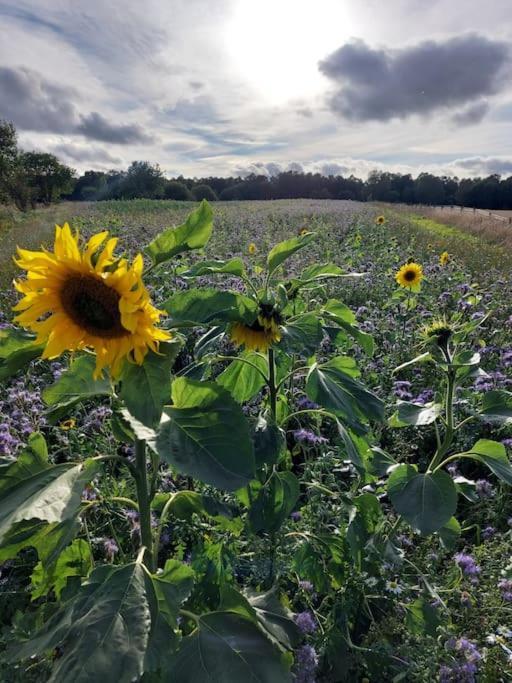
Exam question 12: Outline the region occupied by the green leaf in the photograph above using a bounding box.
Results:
[306,356,384,430]
[156,378,255,490]
[0,517,79,566]
[389,401,443,428]
[0,328,44,380]
[181,258,245,278]
[167,612,292,682]
[217,352,267,403]
[367,447,397,477]
[120,340,181,428]
[43,355,112,423]
[280,313,323,356]
[248,470,299,533]
[253,414,285,467]
[153,559,195,627]
[146,199,213,265]
[267,233,315,277]
[438,516,461,550]
[247,588,301,650]
[31,538,92,600]
[164,288,258,327]
[347,493,382,565]
[336,421,369,472]
[479,390,512,424]
[0,434,98,543]
[387,465,457,535]
[14,562,165,683]
[405,598,442,637]
[300,263,345,280]
[461,439,512,485]
[393,352,432,374]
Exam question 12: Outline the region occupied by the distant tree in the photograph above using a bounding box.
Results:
[164,181,193,200]
[191,184,217,201]
[219,184,245,201]
[21,152,75,205]
[0,120,19,204]
[119,161,166,199]
[414,173,446,205]
[69,170,107,200]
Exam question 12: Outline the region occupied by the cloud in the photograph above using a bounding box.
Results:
[51,143,123,166]
[451,100,490,126]
[0,65,77,132]
[77,112,153,145]
[452,156,512,175]
[319,34,510,122]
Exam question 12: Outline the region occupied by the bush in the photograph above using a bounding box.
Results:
[191,184,217,201]
[164,181,193,200]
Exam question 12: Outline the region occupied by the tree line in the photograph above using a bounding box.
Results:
[2,120,512,210]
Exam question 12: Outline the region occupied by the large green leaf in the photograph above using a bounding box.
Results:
[166,612,292,682]
[479,390,512,424]
[267,233,315,277]
[120,340,181,428]
[388,401,443,428]
[0,434,98,543]
[14,562,166,683]
[438,516,461,550]
[253,414,285,467]
[43,355,112,422]
[405,598,442,637]
[217,352,267,403]
[0,328,44,380]
[156,378,255,490]
[387,465,457,535]
[181,258,245,278]
[164,288,258,327]
[306,356,384,429]
[248,470,299,533]
[31,538,93,600]
[146,200,213,265]
[0,517,80,567]
[280,313,324,355]
[346,493,382,565]
[153,559,195,627]
[461,439,512,485]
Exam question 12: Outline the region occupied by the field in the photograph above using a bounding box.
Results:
[1,199,512,683]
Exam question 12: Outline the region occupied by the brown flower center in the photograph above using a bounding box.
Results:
[404,269,417,282]
[60,275,128,338]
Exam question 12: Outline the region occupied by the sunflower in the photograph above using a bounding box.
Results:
[248,242,257,255]
[439,251,450,266]
[298,227,309,236]
[229,304,282,352]
[395,261,423,288]
[13,223,170,378]
[375,215,385,225]
[59,418,76,431]
[422,318,453,349]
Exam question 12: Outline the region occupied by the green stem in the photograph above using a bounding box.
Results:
[428,364,456,471]
[276,365,310,391]
[268,348,277,420]
[134,439,155,571]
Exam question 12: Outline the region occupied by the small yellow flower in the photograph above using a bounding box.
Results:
[375,215,385,225]
[299,228,309,236]
[248,242,257,255]
[229,305,282,352]
[395,261,423,288]
[439,251,450,266]
[59,418,76,431]
[13,223,171,379]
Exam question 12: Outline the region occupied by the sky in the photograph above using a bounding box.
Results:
[1,0,512,179]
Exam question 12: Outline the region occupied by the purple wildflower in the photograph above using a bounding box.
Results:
[291,511,302,522]
[294,611,317,635]
[475,479,494,499]
[454,553,481,578]
[298,580,314,592]
[103,538,119,562]
[482,526,495,540]
[293,644,319,683]
[293,429,328,446]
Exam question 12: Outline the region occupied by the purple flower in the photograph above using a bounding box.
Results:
[293,429,328,446]
[291,511,302,522]
[482,526,495,540]
[293,644,319,683]
[454,553,481,578]
[294,611,317,634]
[502,438,512,450]
[298,580,314,592]
[498,579,512,602]
[103,538,119,562]
[475,479,494,499]
[296,397,319,411]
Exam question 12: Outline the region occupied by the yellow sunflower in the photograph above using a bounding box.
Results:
[229,306,282,352]
[375,215,386,225]
[248,242,257,255]
[59,418,76,431]
[13,223,170,378]
[439,251,450,266]
[298,228,309,236]
[395,261,423,288]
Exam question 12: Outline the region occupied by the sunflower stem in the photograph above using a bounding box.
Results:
[268,348,277,420]
[134,439,155,571]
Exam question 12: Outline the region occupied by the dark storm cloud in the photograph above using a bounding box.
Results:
[77,112,153,145]
[0,66,152,144]
[451,100,490,126]
[0,66,77,132]
[454,156,512,175]
[52,143,122,165]
[319,34,510,122]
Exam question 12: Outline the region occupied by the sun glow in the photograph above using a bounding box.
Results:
[224,0,352,105]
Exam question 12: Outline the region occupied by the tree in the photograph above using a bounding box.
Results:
[191,184,217,201]
[0,120,19,204]
[164,181,193,200]
[414,173,446,205]
[21,152,75,204]
[119,161,165,199]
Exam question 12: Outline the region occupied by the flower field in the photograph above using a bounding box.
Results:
[0,198,511,682]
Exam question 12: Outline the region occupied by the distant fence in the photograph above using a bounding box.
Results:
[405,204,512,224]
